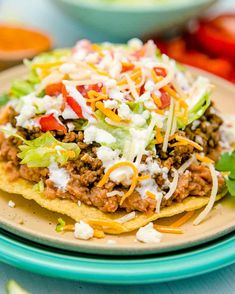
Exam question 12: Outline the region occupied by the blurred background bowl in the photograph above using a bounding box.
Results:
[52,0,217,39]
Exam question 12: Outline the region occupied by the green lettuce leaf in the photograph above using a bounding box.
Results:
[31,48,70,65]
[0,93,10,106]
[187,92,210,124]
[18,132,80,167]
[1,128,80,168]
[95,110,131,152]
[177,92,210,129]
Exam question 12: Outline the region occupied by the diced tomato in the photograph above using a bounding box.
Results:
[89,83,103,93]
[154,67,167,78]
[39,113,66,133]
[66,96,84,118]
[121,63,135,73]
[45,82,63,96]
[139,84,145,96]
[159,90,170,109]
[76,83,103,98]
[76,85,87,97]
[196,15,235,58]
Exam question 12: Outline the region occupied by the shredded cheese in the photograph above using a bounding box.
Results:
[152,93,162,108]
[86,90,108,102]
[146,191,156,200]
[177,155,195,175]
[97,161,139,205]
[193,163,218,225]
[32,61,63,69]
[175,135,203,151]
[106,190,124,197]
[154,225,183,234]
[164,168,179,200]
[162,98,175,152]
[155,127,163,144]
[115,211,136,223]
[95,101,122,122]
[196,154,214,164]
[171,211,195,228]
[125,74,139,100]
[151,63,175,90]
[138,174,151,181]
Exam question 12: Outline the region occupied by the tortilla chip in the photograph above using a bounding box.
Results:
[0,161,226,234]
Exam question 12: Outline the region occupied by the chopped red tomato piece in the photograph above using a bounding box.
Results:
[66,96,84,118]
[76,83,103,98]
[159,90,170,109]
[121,63,135,73]
[76,85,87,97]
[154,67,167,77]
[45,82,63,96]
[39,114,66,133]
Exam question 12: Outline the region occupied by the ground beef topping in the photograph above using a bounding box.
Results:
[0,104,226,213]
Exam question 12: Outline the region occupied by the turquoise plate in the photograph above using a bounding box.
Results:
[0,229,234,285]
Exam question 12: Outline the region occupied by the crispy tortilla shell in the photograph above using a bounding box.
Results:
[0,161,226,234]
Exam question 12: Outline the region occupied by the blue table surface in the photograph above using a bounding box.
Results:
[0,0,235,293]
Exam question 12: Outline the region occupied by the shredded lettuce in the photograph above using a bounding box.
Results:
[94,110,154,156]
[73,119,88,131]
[1,129,80,168]
[95,110,131,152]
[187,92,210,124]
[7,68,40,100]
[0,93,11,106]
[56,218,66,232]
[127,101,145,114]
[177,92,210,129]
[6,49,70,100]
[33,179,45,193]
[18,132,80,167]
[31,49,70,65]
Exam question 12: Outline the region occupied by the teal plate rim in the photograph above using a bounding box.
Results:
[0,229,234,285]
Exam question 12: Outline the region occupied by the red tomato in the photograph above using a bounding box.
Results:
[76,85,87,97]
[76,83,103,98]
[159,90,170,109]
[121,63,135,73]
[45,82,63,96]
[39,114,66,133]
[66,96,84,118]
[154,67,167,77]
[196,15,235,58]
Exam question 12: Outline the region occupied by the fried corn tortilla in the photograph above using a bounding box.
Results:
[0,161,226,234]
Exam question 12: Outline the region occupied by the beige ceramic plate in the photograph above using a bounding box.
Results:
[0,65,235,256]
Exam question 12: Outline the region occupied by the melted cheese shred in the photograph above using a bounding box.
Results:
[162,98,175,152]
[95,101,122,122]
[177,155,195,175]
[193,163,218,225]
[196,154,214,164]
[164,168,179,200]
[174,135,203,151]
[86,90,108,103]
[115,211,136,224]
[97,162,139,205]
